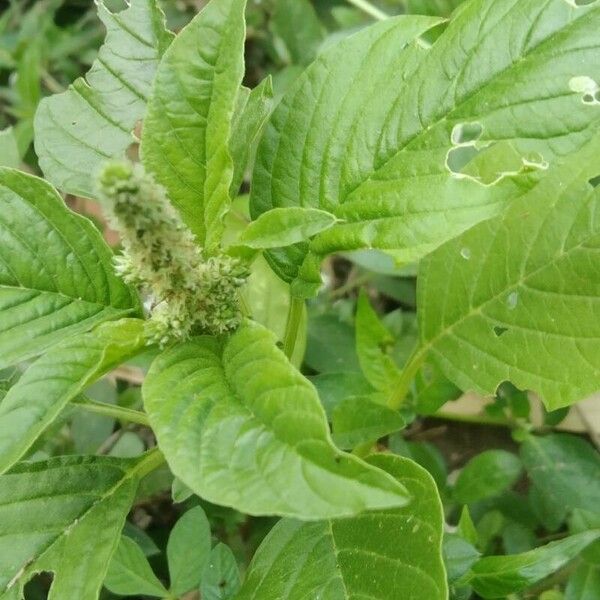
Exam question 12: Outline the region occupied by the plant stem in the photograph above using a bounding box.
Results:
[74,397,150,427]
[346,0,389,20]
[134,446,166,479]
[283,296,304,360]
[388,345,427,410]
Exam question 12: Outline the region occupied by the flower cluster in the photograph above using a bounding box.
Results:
[97,162,248,346]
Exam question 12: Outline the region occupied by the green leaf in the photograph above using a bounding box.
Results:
[462,531,600,598]
[521,433,600,518]
[355,290,401,391]
[332,395,405,450]
[104,536,168,598]
[310,371,374,418]
[271,0,324,65]
[230,78,274,196]
[252,1,600,294]
[237,455,448,600]
[171,477,194,503]
[418,135,600,409]
[167,506,211,596]
[565,563,600,600]
[0,319,146,474]
[443,533,480,583]
[453,450,522,505]
[458,506,479,547]
[0,451,162,599]
[200,543,241,600]
[406,0,466,16]
[34,0,173,198]
[0,168,141,369]
[0,128,20,169]
[240,207,338,249]
[143,319,409,519]
[141,0,247,249]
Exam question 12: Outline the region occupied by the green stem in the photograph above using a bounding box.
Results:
[388,345,427,410]
[346,0,389,20]
[74,397,150,427]
[283,296,304,360]
[134,446,166,479]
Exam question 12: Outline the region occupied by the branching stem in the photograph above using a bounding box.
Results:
[74,397,150,427]
[283,296,304,360]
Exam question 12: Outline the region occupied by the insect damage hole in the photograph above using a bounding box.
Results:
[493,326,509,338]
[569,76,600,105]
[589,175,600,188]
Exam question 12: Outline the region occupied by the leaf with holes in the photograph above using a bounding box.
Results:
[418,135,600,409]
[0,319,146,475]
[0,168,140,369]
[236,455,448,600]
[141,0,247,250]
[142,320,409,519]
[251,0,600,295]
[0,451,162,600]
[34,0,173,198]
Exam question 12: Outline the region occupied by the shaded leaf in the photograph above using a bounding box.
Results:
[0,128,20,168]
[167,506,211,596]
[453,450,522,504]
[332,395,405,450]
[463,531,600,598]
[521,433,600,518]
[200,543,240,600]
[355,290,401,391]
[104,536,168,598]
[566,563,600,600]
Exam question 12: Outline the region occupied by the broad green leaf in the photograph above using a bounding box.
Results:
[453,450,522,504]
[34,0,172,198]
[521,434,600,518]
[141,0,247,249]
[413,362,461,415]
[237,455,448,600]
[251,1,600,295]
[462,531,600,599]
[143,319,409,519]
[240,207,337,249]
[200,543,241,600]
[0,319,145,474]
[418,136,600,409]
[230,78,274,196]
[104,536,168,598]
[566,563,600,600]
[355,290,401,391]
[167,506,211,596]
[332,396,405,450]
[0,451,162,600]
[0,128,20,169]
[271,0,325,65]
[0,168,141,369]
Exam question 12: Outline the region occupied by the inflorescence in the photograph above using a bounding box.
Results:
[97,161,248,346]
